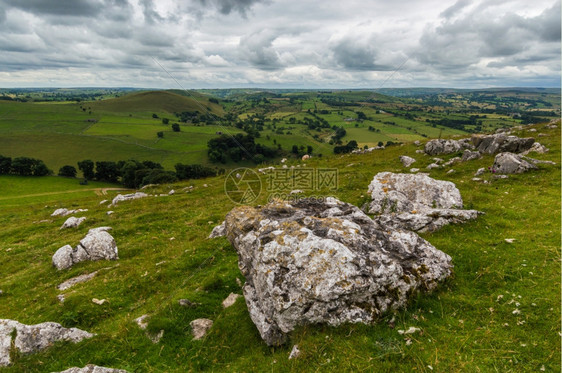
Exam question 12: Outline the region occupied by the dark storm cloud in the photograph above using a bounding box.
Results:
[1,0,103,17]
[331,37,377,71]
[195,0,265,16]
[238,30,283,69]
[439,0,472,19]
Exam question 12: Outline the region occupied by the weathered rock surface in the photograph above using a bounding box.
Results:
[424,138,473,155]
[208,221,226,238]
[0,319,93,367]
[57,271,98,291]
[399,156,416,168]
[60,217,87,229]
[520,142,549,155]
[492,153,538,174]
[367,172,482,232]
[461,150,481,162]
[190,319,213,340]
[53,228,118,270]
[55,365,128,373]
[110,192,148,206]
[223,197,453,346]
[222,293,241,308]
[51,208,88,217]
[472,134,534,155]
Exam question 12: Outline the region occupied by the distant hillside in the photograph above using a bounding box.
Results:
[90,90,224,116]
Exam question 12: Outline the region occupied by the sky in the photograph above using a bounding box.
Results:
[0,0,560,89]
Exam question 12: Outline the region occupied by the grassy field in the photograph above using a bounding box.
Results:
[0,121,559,372]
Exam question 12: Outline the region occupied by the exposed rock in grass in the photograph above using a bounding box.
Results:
[446,169,455,174]
[472,134,534,155]
[492,153,538,174]
[52,228,118,270]
[520,142,549,155]
[443,157,461,167]
[110,192,148,206]
[223,197,452,346]
[0,319,94,367]
[92,298,107,305]
[222,293,241,308]
[57,271,98,291]
[367,172,482,232]
[424,138,473,155]
[461,150,481,162]
[51,208,88,217]
[178,299,199,307]
[426,163,441,170]
[60,216,87,229]
[208,221,226,238]
[410,168,419,173]
[148,330,164,344]
[190,319,213,340]
[399,156,416,168]
[55,365,129,373]
[288,344,301,359]
[168,189,175,195]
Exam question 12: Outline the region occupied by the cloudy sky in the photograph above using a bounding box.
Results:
[0,0,559,88]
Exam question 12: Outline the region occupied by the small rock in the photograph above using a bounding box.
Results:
[461,150,482,162]
[107,211,114,215]
[148,330,164,344]
[415,149,424,154]
[426,163,441,170]
[446,169,455,174]
[222,293,241,308]
[178,299,198,307]
[302,154,310,161]
[527,128,537,132]
[290,189,304,195]
[60,217,87,230]
[236,278,243,287]
[57,271,98,291]
[190,319,213,340]
[474,168,486,176]
[110,192,148,206]
[135,315,149,330]
[203,184,208,187]
[399,156,416,168]
[410,168,419,173]
[57,294,66,303]
[472,177,482,181]
[99,200,108,205]
[54,364,129,373]
[168,189,175,195]
[505,238,516,244]
[288,344,301,359]
[92,298,107,305]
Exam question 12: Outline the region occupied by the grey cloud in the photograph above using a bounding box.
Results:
[1,0,103,16]
[195,0,265,16]
[331,37,378,71]
[439,0,472,19]
[238,30,283,69]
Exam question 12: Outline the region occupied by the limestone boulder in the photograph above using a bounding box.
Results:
[223,197,452,346]
[60,217,86,229]
[472,134,534,155]
[424,138,473,155]
[52,228,118,270]
[367,172,482,232]
[492,152,538,174]
[399,156,416,168]
[55,365,128,373]
[0,319,93,367]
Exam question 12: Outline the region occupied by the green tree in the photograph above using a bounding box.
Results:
[162,118,169,125]
[172,123,180,132]
[0,155,11,174]
[78,160,95,180]
[157,131,164,138]
[58,165,77,178]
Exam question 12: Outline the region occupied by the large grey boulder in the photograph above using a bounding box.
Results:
[223,197,452,346]
[461,150,481,162]
[367,172,482,232]
[424,138,473,155]
[520,142,549,155]
[472,134,534,155]
[55,365,128,373]
[492,152,538,174]
[52,228,118,270]
[0,319,93,367]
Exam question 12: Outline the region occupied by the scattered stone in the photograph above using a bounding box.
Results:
[461,150,482,162]
[54,364,129,373]
[302,154,310,161]
[258,166,275,174]
[208,221,226,238]
[424,138,473,155]
[52,228,118,270]
[544,124,558,129]
[57,271,98,291]
[281,158,287,163]
[148,330,164,344]
[203,184,208,187]
[351,146,384,154]
[107,211,114,215]
[432,157,444,164]
[527,128,537,132]
[474,168,486,176]
[0,319,94,367]
[57,294,67,303]
[472,178,482,181]
[60,216,87,230]
[505,238,516,244]
[398,326,421,335]
[414,140,421,146]
[410,168,419,173]
[472,133,534,155]
[290,189,304,195]
[399,156,416,168]
[493,175,509,179]
[155,261,166,266]
[0,290,3,296]
[168,189,175,195]
[426,163,441,170]
[222,293,241,308]
[415,149,425,154]
[520,142,549,155]
[288,344,301,359]
[236,277,243,287]
[368,172,482,232]
[190,319,213,340]
[51,208,88,217]
[140,184,157,190]
[110,192,148,206]
[446,169,455,174]
[99,200,108,205]
[33,219,52,224]
[135,315,149,330]
[443,157,461,167]
[178,299,199,307]
[92,298,107,305]
[223,197,452,345]
[492,153,537,174]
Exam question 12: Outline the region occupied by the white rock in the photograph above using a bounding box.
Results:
[60,216,86,229]
[135,315,149,330]
[168,189,175,195]
[399,156,416,168]
[110,192,148,206]
[92,298,107,305]
[222,293,241,308]
[57,271,98,291]
[54,364,128,373]
[208,221,226,238]
[505,238,516,244]
[190,319,213,340]
[288,344,301,359]
[99,200,108,205]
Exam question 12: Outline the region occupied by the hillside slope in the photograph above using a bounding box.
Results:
[0,122,559,372]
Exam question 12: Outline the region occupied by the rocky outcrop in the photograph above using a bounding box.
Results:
[0,319,93,367]
[51,208,88,217]
[424,138,473,155]
[399,156,416,168]
[492,153,538,174]
[520,142,549,155]
[472,134,534,155]
[461,150,481,162]
[367,172,482,232]
[55,365,128,373]
[110,192,148,206]
[60,216,87,229]
[53,228,118,270]
[223,197,452,346]
[208,221,226,238]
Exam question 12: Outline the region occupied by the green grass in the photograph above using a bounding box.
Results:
[0,122,559,372]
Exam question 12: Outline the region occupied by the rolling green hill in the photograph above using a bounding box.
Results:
[0,121,559,372]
